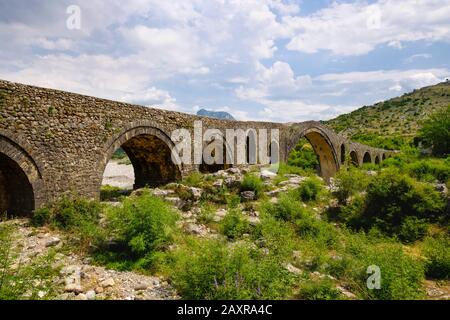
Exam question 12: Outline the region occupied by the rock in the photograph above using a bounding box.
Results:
[434,183,448,196]
[213,209,227,222]
[188,187,203,201]
[94,286,104,294]
[164,197,185,209]
[247,216,261,226]
[45,237,61,247]
[284,263,302,274]
[185,223,205,235]
[366,170,378,176]
[86,290,96,300]
[336,286,357,299]
[240,191,256,201]
[152,188,174,197]
[101,278,115,288]
[213,179,224,188]
[224,176,242,189]
[130,188,148,197]
[427,288,445,297]
[260,170,277,181]
[266,187,287,197]
[62,265,82,293]
[38,291,46,298]
[279,176,305,186]
[75,293,88,300]
[134,283,148,291]
[227,167,241,175]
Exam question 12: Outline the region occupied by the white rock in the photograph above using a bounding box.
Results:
[86,290,96,300]
[45,237,61,247]
[101,278,115,288]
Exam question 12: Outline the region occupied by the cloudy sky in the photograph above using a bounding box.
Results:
[1,0,449,122]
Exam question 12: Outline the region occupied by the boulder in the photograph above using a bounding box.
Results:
[240,191,256,201]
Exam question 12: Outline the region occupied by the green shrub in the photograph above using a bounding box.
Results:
[398,217,429,243]
[421,235,450,279]
[182,172,204,187]
[197,203,216,225]
[295,215,339,249]
[287,138,319,171]
[100,185,127,201]
[167,237,294,299]
[31,207,51,227]
[298,177,322,202]
[406,159,450,182]
[361,169,445,237]
[334,236,425,300]
[419,105,450,156]
[240,174,264,199]
[261,192,303,222]
[103,193,179,266]
[219,210,250,239]
[298,279,342,300]
[333,167,370,204]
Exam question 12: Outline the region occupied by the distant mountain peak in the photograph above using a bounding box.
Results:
[197,108,235,120]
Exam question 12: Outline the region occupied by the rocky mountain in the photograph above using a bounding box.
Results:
[325,81,450,142]
[196,108,235,120]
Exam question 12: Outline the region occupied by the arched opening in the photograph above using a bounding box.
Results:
[374,156,380,165]
[350,151,358,166]
[199,138,232,173]
[102,132,182,192]
[0,152,34,216]
[363,152,371,164]
[382,154,386,161]
[245,129,257,165]
[289,130,338,181]
[340,144,346,164]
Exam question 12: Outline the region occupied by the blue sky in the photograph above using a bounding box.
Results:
[0,0,449,122]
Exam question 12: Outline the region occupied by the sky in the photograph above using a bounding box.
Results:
[0,0,449,123]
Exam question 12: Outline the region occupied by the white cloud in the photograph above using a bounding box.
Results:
[121,87,180,111]
[285,0,450,56]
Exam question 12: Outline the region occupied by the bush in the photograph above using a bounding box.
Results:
[220,210,250,239]
[287,138,319,171]
[361,169,445,238]
[100,185,127,201]
[298,279,342,300]
[167,238,295,299]
[334,236,425,300]
[298,178,322,202]
[103,193,179,267]
[295,215,339,249]
[406,159,450,183]
[182,172,204,187]
[421,235,450,279]
[240,174,264,199]
[419,105,450,156]
[398,217,429,243]
[333,167,370,204]
[261,192,303,222]
[31,197,104,250]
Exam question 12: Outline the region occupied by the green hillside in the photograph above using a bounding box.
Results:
[325,81,450,149]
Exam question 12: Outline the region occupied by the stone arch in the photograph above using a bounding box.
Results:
[288,127,339,181]
[199,131,233,173]
[100,125,182,190]
[246,128,258,165]
[0,132,45,216]
[340,144,346,164]
[382,153,386,161]
[374,155,380,165]
[349,150,359,166]
[363,152,371,164]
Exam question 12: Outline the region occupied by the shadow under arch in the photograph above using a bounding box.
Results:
[288,127,339,181]
[349,150,359,166]
[340,144,346,164]
[99,125,182,190]
[0,132,45,216]
[374,155,380,165]
[363,152,372,164]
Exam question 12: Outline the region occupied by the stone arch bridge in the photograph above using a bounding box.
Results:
[0,80,393,215]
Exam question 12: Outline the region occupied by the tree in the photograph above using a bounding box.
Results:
[419,105,450,156]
